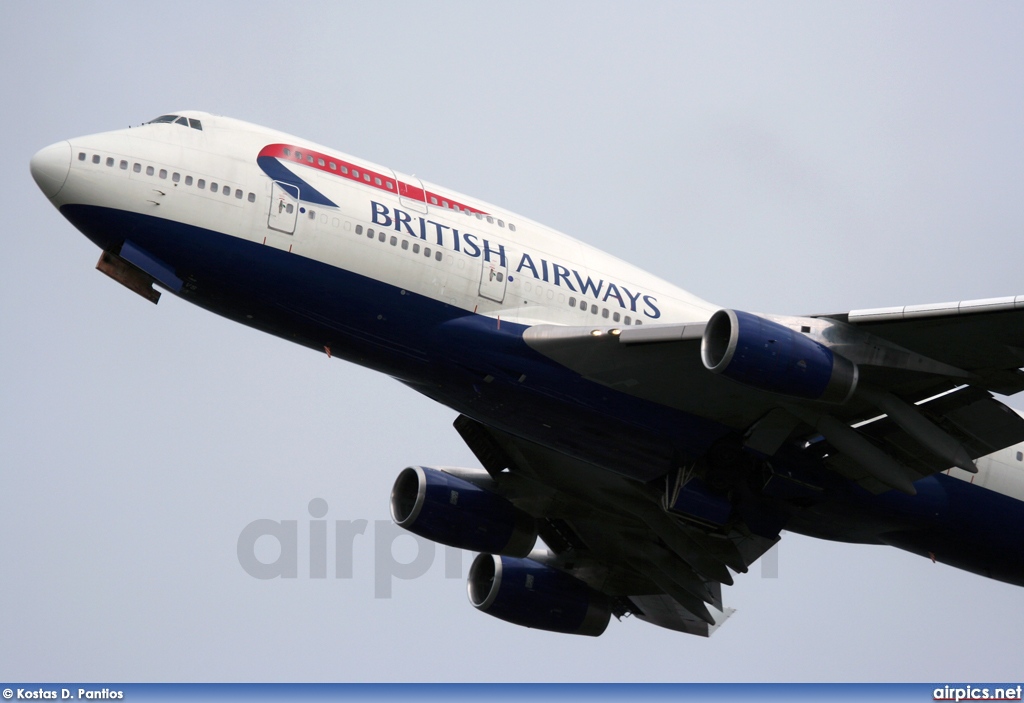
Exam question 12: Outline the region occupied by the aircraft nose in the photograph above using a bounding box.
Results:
[30,140,72,198]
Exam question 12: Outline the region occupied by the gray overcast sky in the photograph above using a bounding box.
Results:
[3,1,1024,682]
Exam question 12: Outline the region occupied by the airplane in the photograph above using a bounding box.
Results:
[30,111,1024,637]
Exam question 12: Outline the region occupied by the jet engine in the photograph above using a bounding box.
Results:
[701,309,858,403]
[390,466,537,557]
[467,553,611,636]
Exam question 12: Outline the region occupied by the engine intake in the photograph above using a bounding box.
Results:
[390,466,537,557]
[701,309,857,403]
[467,554,610,637]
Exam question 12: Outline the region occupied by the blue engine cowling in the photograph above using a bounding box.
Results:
[701,309,858,403]
[390,466,537,557]
[467,554,611,637]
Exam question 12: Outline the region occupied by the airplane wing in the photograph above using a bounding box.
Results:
[439,297,1024,635]
[817,296,1024,396]
[454,415,768,633]
[522,295,1024,495]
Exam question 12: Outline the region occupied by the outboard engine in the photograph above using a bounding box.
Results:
[467,553,610,636]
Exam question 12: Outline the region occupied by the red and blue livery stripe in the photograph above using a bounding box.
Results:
[256,144,487,215]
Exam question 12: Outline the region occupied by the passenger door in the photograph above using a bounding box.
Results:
[267,181,299,234]
[478,259,508,303]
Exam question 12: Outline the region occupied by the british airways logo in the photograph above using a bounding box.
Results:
[371,201,661,319]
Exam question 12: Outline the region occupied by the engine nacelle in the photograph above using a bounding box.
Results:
[390,466,537,557]
[701,309,858,403]
[467,554,611,637]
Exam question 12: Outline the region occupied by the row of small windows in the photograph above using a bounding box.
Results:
[281,147,516,231]
[354,224,445,261]
[78,151,257,203]
[432,198,517,232]
[568,296,642,325]
[284,149,401,193]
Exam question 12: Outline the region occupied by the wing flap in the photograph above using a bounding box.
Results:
[628,594,733,637]
[854,387,1024,481]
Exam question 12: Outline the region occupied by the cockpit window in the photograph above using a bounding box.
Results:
[146,114,203,131]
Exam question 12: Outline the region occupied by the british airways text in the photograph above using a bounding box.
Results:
[370,202,661,318]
